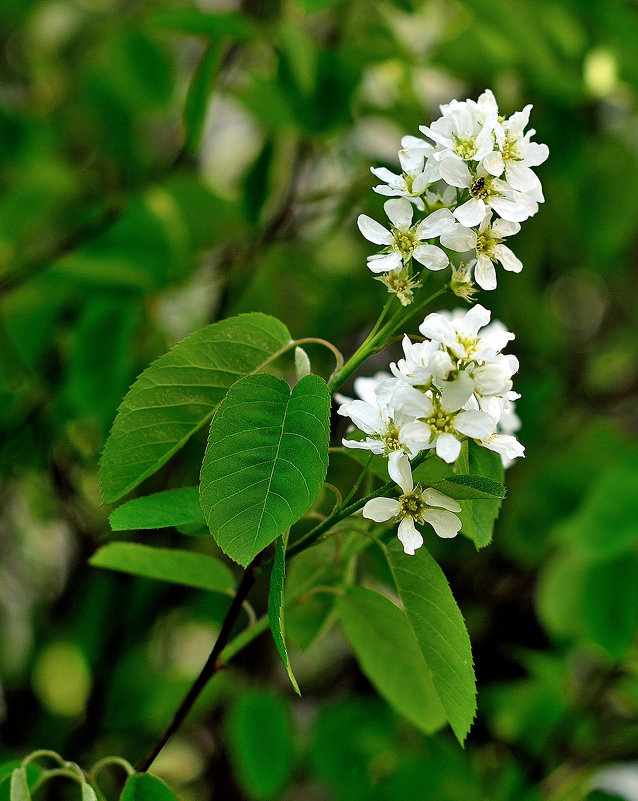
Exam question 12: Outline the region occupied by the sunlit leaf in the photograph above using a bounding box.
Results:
[89,543,234,592]
[200,374,330,566]
[109,488,204,531]
[9,770,30,801]
[120,773,180,801]
[99,313,291,503]
[456,443,505,549]
[385,540,476,744]
[433,474,506,501]
[268,531,300,694]
[337,587,447,734]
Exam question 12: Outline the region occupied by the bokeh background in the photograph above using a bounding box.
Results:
[2,0,638,799]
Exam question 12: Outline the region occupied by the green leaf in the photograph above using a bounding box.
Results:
[268,531,300,694]
[109,488,204,531]
[82,784,98,801]
[285,540,342,650]
[535,549,587,639]
[385,540,476,744]
[9,770,30,801]
[433,474,506,501]
[565,462,638,557]
[0,765,40,801]
[226,692,294,801]
[89,543,234,592]
[200,373,330,566]
[99,313,291,503]
[581,552,638,660]
[120,773,180,801]
[457,443,505,549]
[337,587,446,734]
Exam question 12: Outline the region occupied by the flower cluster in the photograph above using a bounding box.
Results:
[358,90,548,301]
[338,304,524,554]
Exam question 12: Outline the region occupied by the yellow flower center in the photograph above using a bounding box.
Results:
[426,410,455,433]
[392,229,418,257]
[399,490,426,519]
[453,135,477,160]
[501,135,521,163]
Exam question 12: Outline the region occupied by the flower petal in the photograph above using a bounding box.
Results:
[400,420,434,455]
[482,150,505,176]
[454,410,496,438]
[422,488,462,512]
[422,508,462,539]
[366,252,403,273]
[463,303,491,333]
[370,167,405,190]
[388,451,413,493]
[474,255,497,290]
[492,219,520,237]
[522,141,549,167]
[337,399,384,435]
[358,215,392,245]
[397,517,424,555]
[505,162,541,192]
[439,372,475,412]
[341,437,382,452]
[493,244,523,273]
[435,432,462,464]
[413,244,449,271]
[384,197,413,231]
[454,198,485,227]
[488,196,530,222]
[480,433,525,460]
[418,313,450,343]
[440,225,477,252]
[362,497,401,523]
[416,208,456,239]
[439,156,472,188]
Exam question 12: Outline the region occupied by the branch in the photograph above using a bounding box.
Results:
[137,554,262,772]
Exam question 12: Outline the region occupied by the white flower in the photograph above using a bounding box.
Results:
[441,211,522,290]
[480,433,525,462]
[334,371,394,408]
[338,379,420,476]
[362,453,462,554]
[357,198,450,273]
[399,390,496,464]
[485,104,549,193]
[438,162,532,226]
[419,304,514,362]
[371,136,437,207]
[420,97,497,166]
[472,353,519,397]
[389,335,451,387]
[470,393,525,466]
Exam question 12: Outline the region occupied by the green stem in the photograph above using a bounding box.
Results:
[89,756,135,781]
[282,450,432,562]
[340,453,373,508]
[327,287,447,393]
[22,750,67,769]
[367,296,394,339]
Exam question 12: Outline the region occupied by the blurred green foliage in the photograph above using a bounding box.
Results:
[2,0,638,799]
